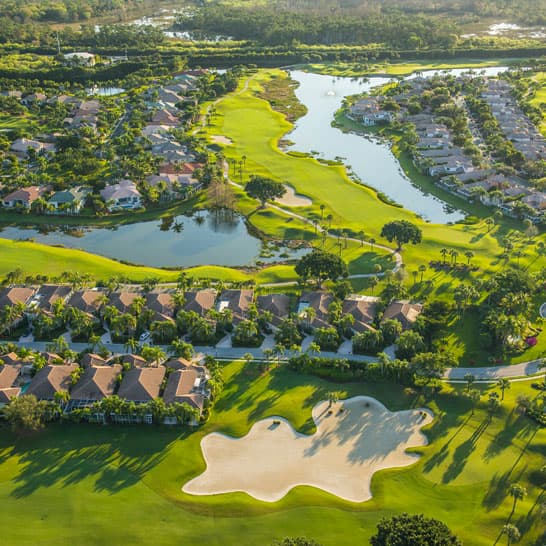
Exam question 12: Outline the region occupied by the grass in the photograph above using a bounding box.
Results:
[0,361,544,545]
[294,58,522,78]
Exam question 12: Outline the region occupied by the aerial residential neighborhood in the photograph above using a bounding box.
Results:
[0,0,545,545]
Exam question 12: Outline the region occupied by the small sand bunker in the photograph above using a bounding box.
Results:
[275,184,312,207]
[183,396,432,502]
[210,135,233,145]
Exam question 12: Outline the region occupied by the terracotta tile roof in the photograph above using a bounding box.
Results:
[2,185,48,203]
[70,364,122,401]
[299,291,334,329]
[117,367,165,402]
[0,364,21,389]
[26,364,78,400]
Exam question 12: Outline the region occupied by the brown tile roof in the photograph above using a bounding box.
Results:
[1,352,21,365]
[81,353,107,368]
[299,291,334,329]
[34,284,72,310]
[146,292,175,321]
[0,364,21,389]
[70,364,122,401]
[0,388,21,404]
[342,295,380,333]
[67,290,105,315]
[163,369,205,410]
[164,357,193,370]
[41,352,64,365]
[381,300,423,330]
[0,287,36,309]
[117,367,165,402]
[184,290,217,316]
[256,294,290,325]
[26,364,78,400]
[217,289,254,323]
[120,354,148,368]
[108,292,141,314]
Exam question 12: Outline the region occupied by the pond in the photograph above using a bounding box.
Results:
[86,86,125,96]
[287,67,508,223]
[0,210,308,268]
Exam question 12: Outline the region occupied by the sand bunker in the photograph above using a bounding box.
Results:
[211,135,233,145]
[275,184,312,207]
[183,396,432,502]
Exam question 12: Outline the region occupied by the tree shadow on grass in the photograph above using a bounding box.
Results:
[483,413,535,461]
[482,454,529,511]
[9,425,181,499]
[441,417,490,484]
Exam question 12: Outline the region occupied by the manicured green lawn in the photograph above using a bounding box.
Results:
[0,361,543,545]
[530,71,546,136]
[295,58,522,77]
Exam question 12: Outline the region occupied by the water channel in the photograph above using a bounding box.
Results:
[287,67,507,223]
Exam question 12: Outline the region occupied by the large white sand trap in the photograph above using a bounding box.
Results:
[275,184,312,207]
[183,396,433,502]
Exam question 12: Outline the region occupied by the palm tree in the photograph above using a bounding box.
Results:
[88,334,101,352]
[508,484,527,515]
[440,248,448,264]
[169,339,194,359]
[502,523,520,545]
[326,213,333,228]
[327,391,339,408]
[141,346,166,367]
[464,250,474,265]
[464,373,475,391]
[357,230,365,246]
[369,237,376,251]
[497,378,510,401]
[124,337,139,354]
[450,249,459,265]
[309,342,321,356]
[319,204,325,219]
[368,275,379,295]
[418,264,426,283]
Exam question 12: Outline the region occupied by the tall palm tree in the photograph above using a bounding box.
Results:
[124,337,139,354]
[440,248,448,264]
[508,483,527,515]
[502,523,520,545]
[418,264,427,283]
[497,378,510,401]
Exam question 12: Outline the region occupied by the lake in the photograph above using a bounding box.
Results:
[287,67,507,223]
[86,86,125,96]
[0,210,308,268]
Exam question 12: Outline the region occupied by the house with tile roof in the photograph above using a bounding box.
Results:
[2,186,49,208]
[298,291,334,329]
[70,364,122,407]
[117,367,166,403]
[381,300,423,330]
[256,294,290,326]
[183,290,217,316]
[26,364,78,400]
[342,295,380,333]
[217,289,254,324]
[100,180,142,211]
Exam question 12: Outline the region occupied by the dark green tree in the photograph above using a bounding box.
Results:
[370,513,461,546]
[295,249,348,286]
[245,175,286,207]
[380,220,422,250]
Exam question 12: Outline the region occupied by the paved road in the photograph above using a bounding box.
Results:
[11,340,544,382]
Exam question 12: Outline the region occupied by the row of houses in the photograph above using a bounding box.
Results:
[481,79,545,161]
[0,284,423,337]
[0,350,211,418]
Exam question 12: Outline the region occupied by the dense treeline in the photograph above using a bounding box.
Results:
[178,7,459,49]
[217,0,546,25]
[0,0,140,23]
